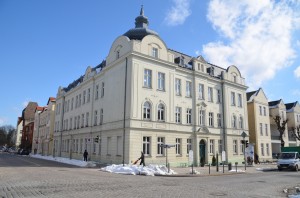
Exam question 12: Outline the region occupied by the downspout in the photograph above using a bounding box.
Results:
[59,95,65,157]
[192,63,198,166]
[123,57,128,166]
[221,72,227,162]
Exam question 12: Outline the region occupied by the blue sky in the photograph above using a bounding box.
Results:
[1,0,300,127]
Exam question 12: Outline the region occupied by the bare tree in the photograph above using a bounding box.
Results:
[291,125,300,141]
[273,115,288,148]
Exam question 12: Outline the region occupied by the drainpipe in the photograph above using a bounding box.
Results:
[59,95,65,157]
[221,73,227,162]
[123,57,128,166]
[192,63,198,166]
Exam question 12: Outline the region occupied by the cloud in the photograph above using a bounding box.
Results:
[0,117,8,126]
[165,0,191,26]
[294,66,300,78]
[202,0,300,89]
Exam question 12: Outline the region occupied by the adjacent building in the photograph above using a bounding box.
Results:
[285,102,300,146]
[53,7,249,166]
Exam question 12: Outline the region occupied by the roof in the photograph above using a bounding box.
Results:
[47,97,56,105]
[246,90,257,101]
[285,102,297,111]
[268,99,281,107]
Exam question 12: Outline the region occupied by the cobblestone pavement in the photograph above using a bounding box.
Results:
[0,155,299,198]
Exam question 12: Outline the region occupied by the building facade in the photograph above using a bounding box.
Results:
[54,8,249,166]
[285,102,300,147]
[247,88,272,162]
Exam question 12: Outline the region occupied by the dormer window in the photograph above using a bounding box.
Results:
[233,75,237,83]
[116,51,120,59]
[152,47,158,58]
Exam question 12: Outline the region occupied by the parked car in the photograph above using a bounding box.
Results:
[277,152,300,171]
[20,149,30,155]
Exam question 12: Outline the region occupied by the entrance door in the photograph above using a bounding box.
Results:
[199,139,206,166]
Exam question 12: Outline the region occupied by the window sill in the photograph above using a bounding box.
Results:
[143,86,152,89]
[157,89,165,92]
[156,155,165,158]
[176,155,182,157]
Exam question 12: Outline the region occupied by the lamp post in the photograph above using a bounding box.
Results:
[241,131,247,170]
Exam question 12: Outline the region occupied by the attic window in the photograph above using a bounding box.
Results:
[152,47,158,58]
[116,51,120,59]
[233,75,237,83]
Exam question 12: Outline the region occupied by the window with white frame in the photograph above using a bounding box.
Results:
[239,116,243,129]
[218,139,222,154]
[152,47,158,58]
[71,98,74,110]
[157,72,165,91]
[101,82,105,98]
[259,106,262,115]
[175,138,181,155]
[117,136,122,156]
[70,118,72,130]
[198,84,204,99]
[186,81,192,97]
[217,89,221,103]
[187,139,192,154]
[94,110,98,126]
[263,107,266,116]
[143,136,151,155]
[261,143,264,156]
[157,104,165,121]
[199,110,205,126]
[208,87,213,102]
[175,107,181,123]
[265,124,268,136]
[266,143,270,156]
[83,90,86,104]
[209,112,214,127]
[157,137,164,155]
[74,117,77,129]
[77,115,80,128]
[86,112,89,127]
[238,94,242,107]
[186,109,192,124]
[209,139,214,154]
[78,94,81,107]
[100,109,103,125]
[233,140,237,154]
[143,102,151,120]
[81,114,84,127]
[231,92,235,106]
[175,78,181,96]
[95,85,99,99]
[75,96,78,108]
[87,88,90,103]
[232,115,237,128]
[217,113,222,127]
[260,123,263,136]
[144,69,152,88]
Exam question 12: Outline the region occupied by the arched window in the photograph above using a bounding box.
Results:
[232,115,237,128]
[239,116,243,129]
[157,104,165,121]
[143,102,151,120]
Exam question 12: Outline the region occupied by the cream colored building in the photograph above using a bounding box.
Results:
[285,102,300,147]
[32,97,56,156]
[54,8,249,166]
[14,118,23,148]
[247,88,272,162]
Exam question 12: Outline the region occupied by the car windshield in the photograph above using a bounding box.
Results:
[279,153,295,159]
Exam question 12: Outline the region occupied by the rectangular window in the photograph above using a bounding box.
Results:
[80,139,83,153]
[186,81,192,97]
[218,140,222,154]
[263,107,266,116]
[144,69,152,88]
[266,143,270,156]
[233,140,237,154]
[78,94,81,107]
[95,85,99,99]
[175,78,181,96]
[186,109,192,124]
[81,114,84,127]
[152,47,158,58]
[101,82,105,98]
[187,139,192,154]
[157,72,165,91]
[231,92,235,106]
[217,113,222,127]
[117,136,122,156]
[70,118,72,130]
[157,137,164,155]
[198,84,204,99]
[175,107,181,123]
[238,94,242,107]
[143,136,151,155]
[83,90,86,104]
[217,89,221,103]
[87,88,90,103]
[86,112,89,127]
[71,98,74,110]
[261,143,264,156]
[259,106,262,115]
[107,137,111,155]
[208,87,213,102]
[209,139,214,154]
[176,138,181,155]
[74,117,77,129]
[100,109,103,125]
[199,110,205,126]
[260,123,263,136]
[209,112,214,127]
[94,110,98,126]
[75,96,78,108]
[265,124,268,136]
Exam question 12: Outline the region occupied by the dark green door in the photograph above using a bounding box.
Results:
[200,139,206,166]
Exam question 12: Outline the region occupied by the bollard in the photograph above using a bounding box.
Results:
[235,162,238,172]
[216,153,219,172]
[228,162,232,171]
[209,163,210,174]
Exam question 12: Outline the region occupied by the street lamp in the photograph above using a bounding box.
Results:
[241,131,247,170]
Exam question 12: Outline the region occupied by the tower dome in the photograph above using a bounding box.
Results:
[123,6,159,40]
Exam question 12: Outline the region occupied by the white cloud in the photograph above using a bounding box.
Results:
[294,66,300,78]
[202,0,300,89]
[165,0,191,26]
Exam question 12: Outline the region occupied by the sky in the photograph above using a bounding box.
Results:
[0,0,300,127]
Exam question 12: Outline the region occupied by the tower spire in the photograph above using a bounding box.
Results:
[140,5,144,16]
